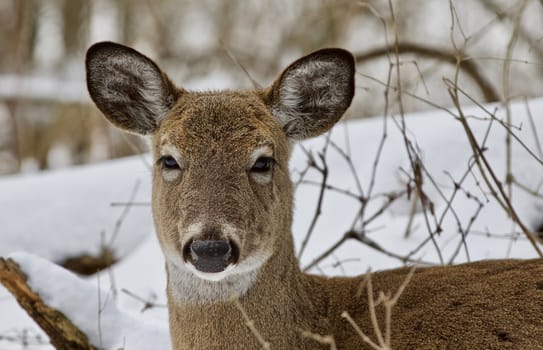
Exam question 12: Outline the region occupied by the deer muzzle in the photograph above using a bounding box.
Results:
[183,239,240,273]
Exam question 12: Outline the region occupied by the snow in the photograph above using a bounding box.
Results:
[0,156,153,263]
[1,97,542,349]
[293,98,543,272]
[10,252,170,350]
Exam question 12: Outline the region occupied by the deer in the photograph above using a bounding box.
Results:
[86,42,543,350]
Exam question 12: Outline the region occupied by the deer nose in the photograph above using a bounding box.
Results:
[183,239,239,273]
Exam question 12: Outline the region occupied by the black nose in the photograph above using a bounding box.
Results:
[183,239,239,273]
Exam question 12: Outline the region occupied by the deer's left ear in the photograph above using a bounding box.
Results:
[264,48,355,140]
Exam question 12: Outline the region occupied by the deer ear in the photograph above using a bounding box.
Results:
[86,42,179,135]
[265,48,355,140]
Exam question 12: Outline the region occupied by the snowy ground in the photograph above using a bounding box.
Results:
[1,97,542,349]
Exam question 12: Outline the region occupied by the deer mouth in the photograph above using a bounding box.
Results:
[182,239,240,274]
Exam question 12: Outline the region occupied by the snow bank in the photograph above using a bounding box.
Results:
[0,156,153,263]
[8,252,170,350]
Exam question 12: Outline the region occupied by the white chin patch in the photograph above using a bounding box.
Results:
[185,262,237,282]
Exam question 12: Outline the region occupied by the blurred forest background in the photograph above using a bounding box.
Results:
[0,0,542,175]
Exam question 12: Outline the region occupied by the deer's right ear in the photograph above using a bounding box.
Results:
[86,42,179,135]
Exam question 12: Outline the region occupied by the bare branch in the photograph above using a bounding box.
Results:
[0,258,97,350]
[354,42,500,102]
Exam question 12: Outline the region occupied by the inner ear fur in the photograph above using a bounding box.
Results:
[86,41,180,135]
[265,48,355,140]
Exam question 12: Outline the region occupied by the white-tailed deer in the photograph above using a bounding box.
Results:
[86,42,543,350]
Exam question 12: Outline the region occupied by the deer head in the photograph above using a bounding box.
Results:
[86,42,355,302]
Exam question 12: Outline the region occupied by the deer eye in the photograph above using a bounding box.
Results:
[251,157,274,172]
[159,155,180,169]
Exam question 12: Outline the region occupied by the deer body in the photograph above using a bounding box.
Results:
[86,42,543,350]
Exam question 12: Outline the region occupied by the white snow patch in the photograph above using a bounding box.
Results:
[9,252,170,350]
[0,155,153,263]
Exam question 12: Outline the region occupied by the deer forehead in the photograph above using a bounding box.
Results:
[154,92,286,163]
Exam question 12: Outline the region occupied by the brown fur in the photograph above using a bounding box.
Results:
[86,42,543,350]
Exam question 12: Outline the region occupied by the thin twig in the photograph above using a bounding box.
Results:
[502,0,528,200]
[523,97,543,159]
[298,146,330,259]
[365,271,385,347]
[121,288,167,312]
[231,297,270,350]
[107,179,142,247]
[341,311,383,350]
[220,40,262,89]
[299,329,337,350]
[303,230,435,272]
[383,267,416,346]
